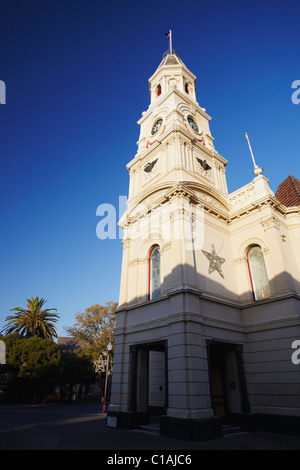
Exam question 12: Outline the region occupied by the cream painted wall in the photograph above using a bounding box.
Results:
[109,52,300,423]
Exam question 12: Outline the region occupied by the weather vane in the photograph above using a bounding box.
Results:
[165,29,173,54]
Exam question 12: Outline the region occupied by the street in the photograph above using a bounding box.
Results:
[0,402,300,451]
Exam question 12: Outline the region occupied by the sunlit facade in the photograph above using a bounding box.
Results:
[108,50,300,440]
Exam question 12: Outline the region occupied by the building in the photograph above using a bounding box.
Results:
[56,336,79,351]
[107,45,300,440]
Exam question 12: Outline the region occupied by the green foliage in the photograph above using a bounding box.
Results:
[0,334,98,403]
[1,334,61,402]
[64,301,117,360]
[1,296,59,339]
[58,350,95,388]
[15,336,60,379]
[0,300,117,403]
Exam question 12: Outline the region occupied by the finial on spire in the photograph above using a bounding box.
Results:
[165,30,173,54]
[245,132,263,176]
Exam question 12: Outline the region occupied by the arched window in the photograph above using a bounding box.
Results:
[149,245,161,300]
[246,245,271,301]
[185,82,189,94]
[156,84,161,97]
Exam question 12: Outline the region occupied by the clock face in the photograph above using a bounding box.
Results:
[187,116,199,133]
[151,118,163,135]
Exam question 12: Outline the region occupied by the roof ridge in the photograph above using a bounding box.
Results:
[291,175,300,195]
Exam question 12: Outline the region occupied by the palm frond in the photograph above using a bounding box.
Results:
[1,296,59,339]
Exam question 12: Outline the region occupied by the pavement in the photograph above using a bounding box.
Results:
[0,402,300,452]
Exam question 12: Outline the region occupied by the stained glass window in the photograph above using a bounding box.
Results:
[247,245,271,301]
[149,246,161,300]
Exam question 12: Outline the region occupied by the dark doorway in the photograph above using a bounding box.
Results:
[130,340,168,425]
[207,341,248,424]
[209,342,230,423]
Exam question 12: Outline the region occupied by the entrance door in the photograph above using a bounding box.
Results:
[207,341,248,423]
[130,340,168,425]
[148,349,166,421]
[211,365,228,422]
[209,343,229,423]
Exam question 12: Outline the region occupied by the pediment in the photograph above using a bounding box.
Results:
[122,181,229,227]
[184,182,230,212]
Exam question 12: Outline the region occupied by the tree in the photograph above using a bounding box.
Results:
[58,350,96,401]
[1,297,59,340]
[64,301,117,360]
[1,334,61,402]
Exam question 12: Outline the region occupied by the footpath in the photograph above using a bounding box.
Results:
[0,403,299,451]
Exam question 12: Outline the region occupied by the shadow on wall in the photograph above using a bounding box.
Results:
[118,258,300,324]
[110,263,300,433]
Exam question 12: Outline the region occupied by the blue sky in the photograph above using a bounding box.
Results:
[0,0,299,336]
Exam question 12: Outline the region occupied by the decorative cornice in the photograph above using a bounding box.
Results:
[260,215,280,231]
[116,286,300,317]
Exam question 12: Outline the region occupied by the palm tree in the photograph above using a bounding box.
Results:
[1,296,59,339]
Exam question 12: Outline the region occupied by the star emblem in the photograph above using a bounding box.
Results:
[94,354,107,373]
[202,244,225,278]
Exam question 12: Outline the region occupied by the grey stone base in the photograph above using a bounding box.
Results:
[107,408,300,440]
[107,411,223,441]
[231,413,300,436]
[107,411,148,430]
[160,415,223,441]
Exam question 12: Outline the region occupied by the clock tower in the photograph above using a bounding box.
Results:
[126,50,228,207]
[107,45,300,440]
[108,49,229,439]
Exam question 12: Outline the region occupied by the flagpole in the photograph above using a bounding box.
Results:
[245,132,263,175]
[169,29,172,54]
[245,132,257,168]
